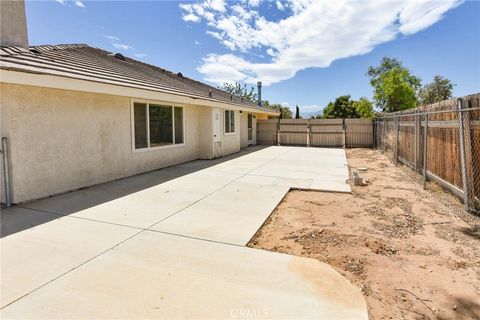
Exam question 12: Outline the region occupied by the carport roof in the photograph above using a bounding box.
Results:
[0,44,278,114]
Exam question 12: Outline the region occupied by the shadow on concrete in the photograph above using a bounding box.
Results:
[1,146,267,238]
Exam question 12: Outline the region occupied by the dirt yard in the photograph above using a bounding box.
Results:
[248,148,480,320]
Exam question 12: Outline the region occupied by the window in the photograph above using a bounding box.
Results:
[224,110,235,134]
[133,101,184,150]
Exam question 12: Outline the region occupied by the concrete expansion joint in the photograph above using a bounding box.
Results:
[2,147,364,318]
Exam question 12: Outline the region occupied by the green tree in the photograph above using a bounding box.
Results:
[368,57,421,112]
[221,82,258,102]
[352,97,375,119]
[322,95,359,119]
[295,105,301,119]
[418,75,455,106]
[264,100,293,119]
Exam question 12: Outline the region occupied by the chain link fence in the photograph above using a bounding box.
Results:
[375,93,480,215]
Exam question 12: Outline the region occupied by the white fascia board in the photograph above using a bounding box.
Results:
[0,69,280,116]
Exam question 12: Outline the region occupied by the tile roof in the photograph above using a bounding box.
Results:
[0,44,276,113]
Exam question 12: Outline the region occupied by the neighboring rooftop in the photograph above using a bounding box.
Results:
[0,44,274,113]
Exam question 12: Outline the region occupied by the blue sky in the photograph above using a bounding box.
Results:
[26,0,479,115]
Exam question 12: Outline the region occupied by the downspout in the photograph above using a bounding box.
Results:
[1,137,12,207]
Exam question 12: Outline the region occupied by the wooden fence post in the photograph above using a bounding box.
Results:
[306,123,311,147]
[342,119,346,148]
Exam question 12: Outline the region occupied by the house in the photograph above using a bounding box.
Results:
[0,1,279,204]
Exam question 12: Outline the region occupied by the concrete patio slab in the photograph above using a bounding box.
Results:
[68,172,242,229]
[1,231,368,319]
[0,214,137,307]
[151,181,290,245]
[1,146,361,319]
[20,167,187,216]
[1,206,59,238]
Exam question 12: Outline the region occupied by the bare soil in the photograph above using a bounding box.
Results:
[248,148,480,320]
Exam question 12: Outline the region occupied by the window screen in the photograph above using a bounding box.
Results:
[225,110,235,133]
[149,104,173,147]
[133,102,184,149]
[134,102,148,149]
[174,107,184,144]
[230,110,235,133]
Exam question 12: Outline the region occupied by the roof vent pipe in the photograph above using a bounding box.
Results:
[257,81,262,106]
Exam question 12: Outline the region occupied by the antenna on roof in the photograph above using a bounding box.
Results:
[113,53,125,61]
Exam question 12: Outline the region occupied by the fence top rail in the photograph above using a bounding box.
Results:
[376,106,480,119]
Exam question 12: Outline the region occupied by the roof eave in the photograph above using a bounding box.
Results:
[0,68,280,116]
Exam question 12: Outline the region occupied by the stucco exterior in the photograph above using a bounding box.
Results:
[0,83,214,203]
[220,109,241,156]
[0,83,275,203]
[240,113,248,149]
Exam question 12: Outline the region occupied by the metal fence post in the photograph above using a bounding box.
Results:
[423,113,428,189]
[394,116,399,166]
[414,110,419,172]
[457,98,470,211]
[381,118,385,154]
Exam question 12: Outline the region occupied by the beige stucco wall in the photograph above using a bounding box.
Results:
[0,83,213,203]
[220,109,241,156]
[240,113,248,149]
[198,107,213,159]
[0,0,28,48]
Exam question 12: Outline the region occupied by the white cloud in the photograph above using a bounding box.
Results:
[399,0,461,35]
[55,0,85,8]
[247,0,262,7]
[112,43,135,51]
[103,34,120,41]
[183,13,200,23]
[206,31,222,40]
[180,0,463,86]
[195,40,201,45]
[134,53,147,58]
[276,1,284,11]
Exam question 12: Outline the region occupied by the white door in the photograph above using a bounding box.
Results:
[247,114,253,145]
[212,108,222,158]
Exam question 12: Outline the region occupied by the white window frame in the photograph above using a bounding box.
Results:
[130,99,185,153]
[224,109,236,135]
